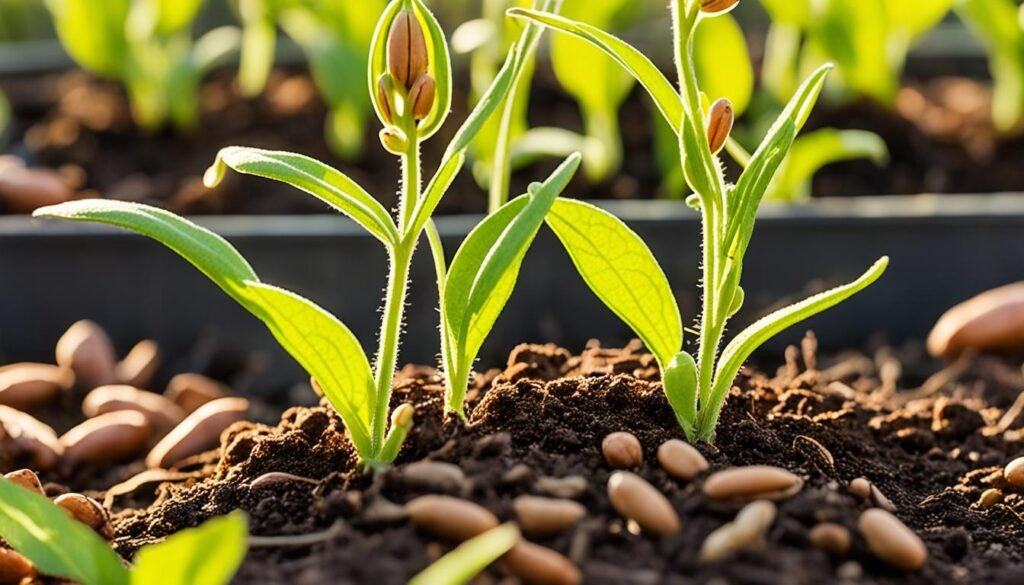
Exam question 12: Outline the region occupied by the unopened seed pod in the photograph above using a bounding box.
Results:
[407,74,436,121]
[701,0,740,14]
[379,128,408,154]
[388,10,429,90]
[706,98,733,155]
[377,74,395,125]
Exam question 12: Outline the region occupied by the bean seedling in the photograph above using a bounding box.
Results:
[0,478,247,585]
[512,0,889,441]
[34,0,579,466]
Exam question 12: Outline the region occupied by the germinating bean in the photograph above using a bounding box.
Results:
[513,495,585,536]
[405,495,498,541]
[657,439,709,481]
[808,523,851,556]
[702,466,803,501]
[164,373,227,413]
[927,282,1024,360]
[54,493,112,539]
[114,339,161,388]
[0,547,34,583]
[858,508,927,571]
[3,469,44,496]
[60,410,149,464]
[146,397,249,468]
[699,500,776,563]
[1004,456,1024,488]
[55,320,116,389]
[607,471,680,536]
[83,385,185,434]
[602,432,643,469]
[0,405,63,470]
[503,540,581,585]
[0,363,72,410]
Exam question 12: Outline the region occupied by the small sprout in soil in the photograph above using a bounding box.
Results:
[34,0,580,468]
[0,476,248,585]
[511,0,889,442]
[409,523,520,585]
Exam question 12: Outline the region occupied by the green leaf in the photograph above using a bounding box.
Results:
[237,1,277,97]
[957,0,1024,132]
[0,479,129,585]
[132,512,248,585]
[767,129,888,201]
[694,14,752,116]
[146,0,205,36]
[759,0,813,26]
[887,0,953,39]
[409,524,520,585]
[508,8,683,134]
[33,200,376,457]
[545,199,681,369]
[444,154,582,411]
[45,0,130,78]
[367,0,405,126]
[204,147,397,248]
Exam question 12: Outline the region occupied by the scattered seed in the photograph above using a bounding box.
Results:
[400,460,468,494]
[702,466,803,502]
[0,363,73,411]
[870,483,897,512]
[607,471,680,536]
[503,541,581,585]
[1004,456,1024,488]
[55,320,116,389]
[537,475,588,499]
[858,508,927,571]
[0,159,73,213]
[358,497,408,525]
[602,432,644,469]
[0,547,34,583]
[54,493,112,539]
[3,469,44,496]
[513,495,586,536]
[700,500,776,563]
[0,406,63,470]
[977,488,1003,509]
[146,397,249,468]
[164,373,228,413]
[848,477,872,500]
[927,282,1024,360]
[405,495,498,541]
[114,340,161,388]
[83,384,185,434]
[248,471,318,490]
[61,410,149,464]
[657,439,709,481]
[808,522,851,556]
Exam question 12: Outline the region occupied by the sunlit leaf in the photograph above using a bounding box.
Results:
[767,129,888,201]
[132,512,248,585]
[409,524,520,585]
[694,14,752,115]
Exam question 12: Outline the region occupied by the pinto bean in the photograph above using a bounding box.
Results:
[55,320,116,388]
[145,397,248,468]
[60,410,149,464]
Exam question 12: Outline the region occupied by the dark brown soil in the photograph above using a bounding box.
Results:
[18,338,1013,584]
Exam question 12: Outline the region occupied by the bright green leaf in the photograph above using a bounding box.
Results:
[767,129,888,201]
[410,0,453,139]
[0,479,129,585]
[409,524,520,585]
[887,0,954,39]
[132,512,248,585]
[45,0,130,77]
[694,14,752,115]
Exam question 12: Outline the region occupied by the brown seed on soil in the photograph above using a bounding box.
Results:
[702,466,803,501]
[83,384,185,433]
[858,508,928,571]
[657,439,709,480]
[700,500,776,563]
[0,547,34,583]
[927,282,1024,359]
[54,493,112,539]
[3,469,44,496]
[145,397,249,468]
[114,339,161,388]
[0,406,63,470]
[977,488,1003,509]
[55,320,116,389]
[0,363,73,410]
[808,523,851,556]
[60,410,150,464]
[513,495,586,536]
[405,495,498,541]
[1004,456,1024,488]
[502,541,581,585]
[400,460,468,493]
[0,157,73,213]
[248,471,317,490]
[848,477,872,500]
[536,475,587,499]
[164,373,227,413]
[602,431,644,468]
[607,471,681,536]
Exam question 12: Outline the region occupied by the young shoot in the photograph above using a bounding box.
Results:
[511,0,889,442]
[34,0,580,467]
[409,524,520,585]
[956,0,1024,133]
[0,478,247,585]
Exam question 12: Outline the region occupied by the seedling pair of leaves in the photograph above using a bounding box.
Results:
[35,0,579,467]
[511,0,888,441]
[45,0,241,130]
[0,479,246,585]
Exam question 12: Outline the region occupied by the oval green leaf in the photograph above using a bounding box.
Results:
[132,512,248,585]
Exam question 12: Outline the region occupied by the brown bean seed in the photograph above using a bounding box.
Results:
[513,495,585,536]
[702,466,803,502]
[0,363,72,410]
[602,432,643,469]
[54,493,112,539]
[859,509,927,571]
[405,495,498,541]
[0,161,73,213]
[700,500,775,563]
[607,471,680,536]
[388,10,428,90]
[3,469,43,496]
[502,541,581,585]
[146,397,249,468]
[927,282,1024,360]
[408,74,435,121]
[977,488,1004,509]
[657,439,709,480]
[808,522,851,556]
[1004,456,1024,488]
[536,475,587,499]
[83,384,185,434]
[701,0,740,14]
[0,406,63,470]
[849,477,871,500]
[61,410,149,464]
[165,373,227,413]
[706,98,734,155]
[400,461,467,493]
[0,547,34,583]
[114,340,161,388]
[55,320,116,389]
